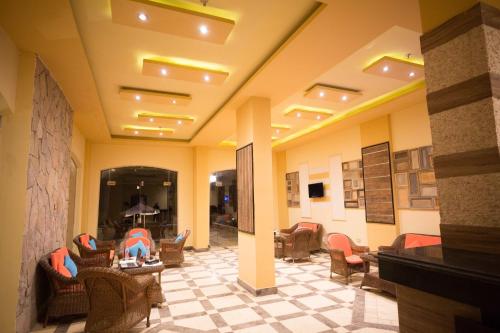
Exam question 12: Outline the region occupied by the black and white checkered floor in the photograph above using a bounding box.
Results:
[32,246,398,333]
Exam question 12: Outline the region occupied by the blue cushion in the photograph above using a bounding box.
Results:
[128,240,147,258]
[89,239,97,250]
[175,234,184,244]
[64,255,78,277]
[131,232,145,238]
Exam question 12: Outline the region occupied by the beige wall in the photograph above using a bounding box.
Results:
[284,102,440,248]
[70,125,86,250]
[0,26,18,114]
[0,52,35,333]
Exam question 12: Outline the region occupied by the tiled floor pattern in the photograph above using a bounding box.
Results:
[32,247,398,333]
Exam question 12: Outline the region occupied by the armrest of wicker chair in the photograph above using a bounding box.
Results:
[70,251,108,268]
[95,239,116,249]
[378,245,395,252]
[352,245,369,255]
[280,224,297,235]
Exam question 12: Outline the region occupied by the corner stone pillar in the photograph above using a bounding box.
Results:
[421,2,500,253]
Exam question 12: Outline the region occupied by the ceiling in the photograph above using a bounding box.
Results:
[70,0,319,141]
[0,0,426,147]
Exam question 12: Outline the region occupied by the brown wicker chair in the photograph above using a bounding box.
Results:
[120,228,156,258]
[39,248,102,327]
[324,233,369,284]
[282,229,313,262]
[160,229,191,266]
[73,233,116,267]
[280,221,322,252]
[77,267,154,333]
[378,233,441,252]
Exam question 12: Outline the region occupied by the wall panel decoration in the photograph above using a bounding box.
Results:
[330,155,346,220]
[342,160,365,208]
[237,143,254,234]
[362,142,395,224]
[393,145,439,210]
[286,172,300,208]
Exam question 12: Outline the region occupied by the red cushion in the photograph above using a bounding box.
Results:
[51,248,71,278]
[125,236,150,248]
[129,228,148,237]
[298,222,318,232]
[346,255,363,264]
[404,234,441,249]
[80,234,91,249]
[327,234,352,257]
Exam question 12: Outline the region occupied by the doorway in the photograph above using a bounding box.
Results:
[97,166,178,241]
[66,158,77,248]
[209,170,237,247]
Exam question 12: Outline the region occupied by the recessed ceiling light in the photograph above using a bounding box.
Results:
[134,130,139,135]
[137,12,148,22]
[160,68,168,76]
[177,120,183,125]
[382,65,389,72]
[296,113,301,118]
[172,99,177,104]
[319,91,325,97]
[149,118,154,123]
[159,132,163,136]
[199,25,209,35]
[316,115,321,120]
[276,129,280,134]
[135,95,141,101]
[409,71,416,77]
[203,74,211,82]
[341,95,348,101]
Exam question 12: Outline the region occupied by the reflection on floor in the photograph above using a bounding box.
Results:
[32,246,398,333]
[209,225,238,247]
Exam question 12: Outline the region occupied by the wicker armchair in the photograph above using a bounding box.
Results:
[77,267,154,333]
[378,233,441,252]
[73,233,116,267]
[121,228,156,256]
[324,233,369,284]
[280,221,322,252]
[39,248,102,326]
[282,229,313,262]
[119,236,154,259]
[160,229,191,266]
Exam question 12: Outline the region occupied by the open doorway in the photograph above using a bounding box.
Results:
[209,170,237,247]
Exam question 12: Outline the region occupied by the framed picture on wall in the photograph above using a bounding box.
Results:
[286,171,300,208]
[236,143,255,234]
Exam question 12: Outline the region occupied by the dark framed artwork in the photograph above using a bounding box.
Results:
[361,142,395,224]
[236,143,255,234]
[286,172,300,208]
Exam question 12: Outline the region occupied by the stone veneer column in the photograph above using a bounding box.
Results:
[421,2,500,254]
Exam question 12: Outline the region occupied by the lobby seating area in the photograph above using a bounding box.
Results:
[2,0,500,332]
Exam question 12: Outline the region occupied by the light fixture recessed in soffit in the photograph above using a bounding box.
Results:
[119,87,191,106]
[363,56,424,81]
[304,84,362,103]
[110,0,236,44]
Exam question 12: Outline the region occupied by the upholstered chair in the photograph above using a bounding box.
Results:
[378,233,441,252]
[160,229,191,266]
[324,233,369,284]
[122,228,156,255]
[283,229,313,262]
[280,221,322,252]
[77,267,154,332]
[119,236,153,259]
[73,233,115,267]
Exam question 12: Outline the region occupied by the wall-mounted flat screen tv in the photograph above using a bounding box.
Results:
[308,182,324,198]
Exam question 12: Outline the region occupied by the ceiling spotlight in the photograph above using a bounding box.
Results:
[296,113,301,118]
[199,25,209,35]
[137,12,148,22]
[382,65,389,72]
[316,115,321,120]
[276,129,280,134]
[177,120,182,125]
[135,95,141,101]
[134,130,139,135]
[160,68,168,76]
[172,99,177,104]
[203,74,211,82]
[149,118,154,123]
[341,95,348,101]
[409,71,416,78]
[319,91,325,98]
[159,132,164,136]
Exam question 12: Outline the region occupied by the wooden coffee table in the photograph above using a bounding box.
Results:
[120,263,165,306]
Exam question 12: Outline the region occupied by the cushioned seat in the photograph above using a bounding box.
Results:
[324,233,369,284]
[346,255,363,264]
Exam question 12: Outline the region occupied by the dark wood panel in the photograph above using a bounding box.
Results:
[421,2,500,53]
[434,147,500,179]
[441,224,500,255]
[237,143,254,234]
[427,73,497,115]
[362,142,395,224]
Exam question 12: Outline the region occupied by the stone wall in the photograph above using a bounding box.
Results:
[16,57,73,332]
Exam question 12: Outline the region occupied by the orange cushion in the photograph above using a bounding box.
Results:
[80,234,91,249]
[51,248,71,278]
[327,234,352,257]
[129,228,148,237]
[346,255,363,264]
[125,236,150,248]
[298,222,318,232]
[404,234,441,249]
[109,249,115,261]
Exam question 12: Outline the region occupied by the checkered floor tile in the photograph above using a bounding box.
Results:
[31,246,398,333]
